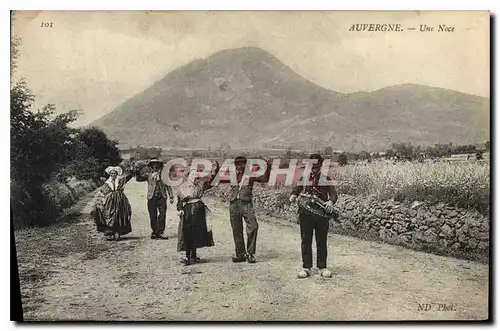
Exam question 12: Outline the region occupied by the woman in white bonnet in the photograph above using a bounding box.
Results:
[92,165,133,241]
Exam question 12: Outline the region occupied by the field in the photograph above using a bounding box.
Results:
[333,160,490,215]
[132,149,490,215]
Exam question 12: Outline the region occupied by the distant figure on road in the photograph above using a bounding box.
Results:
[289,154,338,279]
[92,166,133,241]
[228,156,271,264]
[135,158,174,240]
[175,161,220,265]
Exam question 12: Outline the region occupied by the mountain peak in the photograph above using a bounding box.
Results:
[92,47,489,151]
[209,46,277,59]
[374,83,482,97]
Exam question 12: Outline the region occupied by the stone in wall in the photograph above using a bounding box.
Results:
[439,224,454,239]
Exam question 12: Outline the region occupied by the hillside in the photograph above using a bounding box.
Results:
[91,47,489,152]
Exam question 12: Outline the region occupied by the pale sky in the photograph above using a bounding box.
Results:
[12,11,490,126]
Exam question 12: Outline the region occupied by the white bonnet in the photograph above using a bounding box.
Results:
[105,166,123,176]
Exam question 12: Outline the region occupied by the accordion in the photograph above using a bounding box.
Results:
[297,192,337,220]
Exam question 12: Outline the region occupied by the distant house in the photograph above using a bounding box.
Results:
[442,153,476,162]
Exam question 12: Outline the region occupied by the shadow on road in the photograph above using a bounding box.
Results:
[119,236,142,241]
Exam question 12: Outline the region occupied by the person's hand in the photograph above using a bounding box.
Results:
[263,156,272,168]
[324,200,334,213]
[289,195,297,203]
[177,210,184,217]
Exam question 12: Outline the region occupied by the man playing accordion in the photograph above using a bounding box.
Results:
[289,154,338,279]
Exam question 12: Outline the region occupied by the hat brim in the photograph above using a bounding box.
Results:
[147,160,164,167]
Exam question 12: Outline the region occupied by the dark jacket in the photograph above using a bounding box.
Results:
[291,172,338,204]
[136,167,173,200]
[228,162,272,202]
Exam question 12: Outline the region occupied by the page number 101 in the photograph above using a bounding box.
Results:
[41,22,53,28]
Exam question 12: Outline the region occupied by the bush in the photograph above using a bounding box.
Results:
[338,153,348,166]
[76,127,122,171]
[59,157,103,182]
[11,80,121,227]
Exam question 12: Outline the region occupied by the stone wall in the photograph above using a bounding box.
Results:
[207,186,489,262]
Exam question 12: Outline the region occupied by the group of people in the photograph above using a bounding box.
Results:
[91,153,337,278]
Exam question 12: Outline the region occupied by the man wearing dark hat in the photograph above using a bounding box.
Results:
[136,158,174,239]
[289,153,337,278]
[228,156,271,264]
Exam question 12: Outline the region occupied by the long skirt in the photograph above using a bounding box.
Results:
[177,201,214,252]
[92,191,132,235]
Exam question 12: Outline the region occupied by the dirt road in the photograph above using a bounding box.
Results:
[17,180,489,321]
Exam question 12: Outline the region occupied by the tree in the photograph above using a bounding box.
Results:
[385,149,395,159]
[10,79,85,224]
[11,35,125,226]
[11,84,79,185]
[11,35,21,77]
[391,142,417,161]
[324,146,333,156]
[338,152,348,166]
[76,127,122,174]
[359,151,370,160]
[346,152,358,161]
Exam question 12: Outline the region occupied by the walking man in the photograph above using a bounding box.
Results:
[228,156,271,264]
[289,154,337,278]
[136,158,174,239]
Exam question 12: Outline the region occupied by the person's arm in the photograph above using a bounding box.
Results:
[176,192,184,211]
[289,177,304,203]
[117,176,131,190]
[252,159,272,183]
[156,166,174,202]
[118,166,134,188]
[166,184,174,199]
[122,170,134,183]
[328,182,338,204]
[202,161,220,191]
